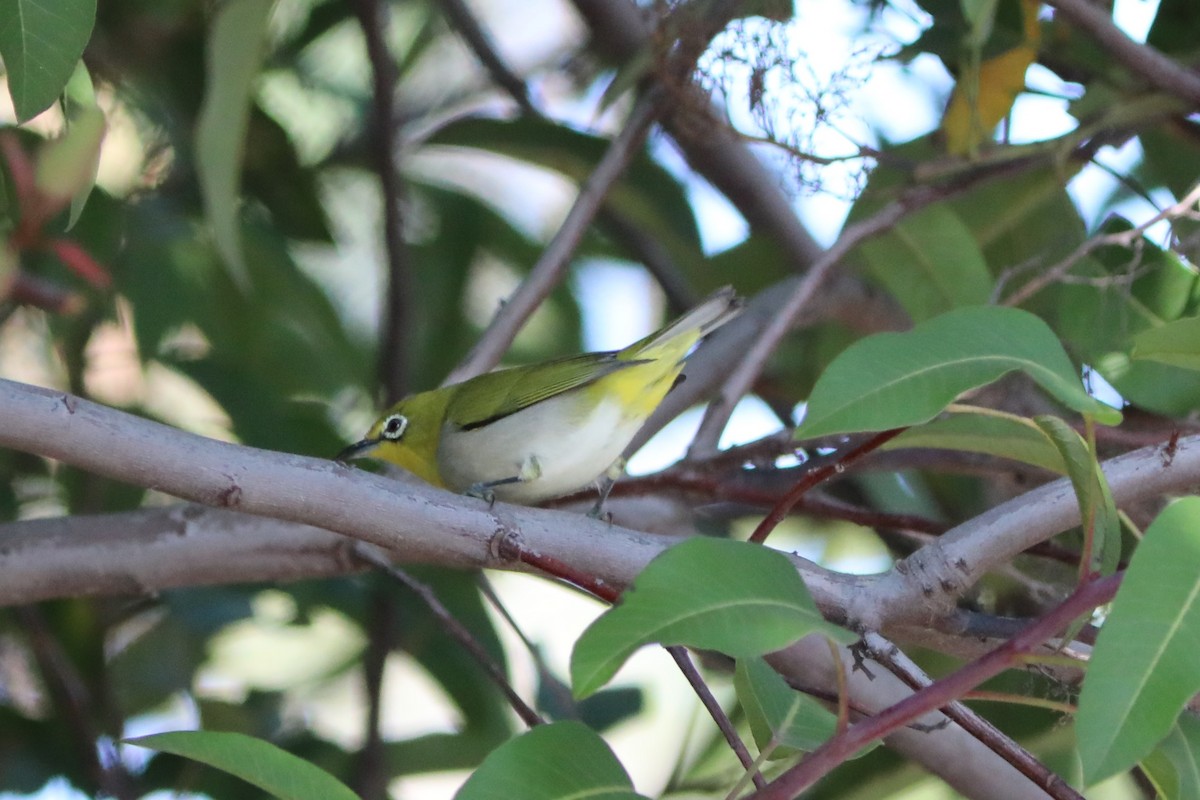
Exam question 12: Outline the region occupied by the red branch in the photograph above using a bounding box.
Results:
[746,573,1122,798]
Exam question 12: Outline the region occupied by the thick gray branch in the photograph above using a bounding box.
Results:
[854,434,1200,630]
[0,506,356,605]
[0,378,852,610]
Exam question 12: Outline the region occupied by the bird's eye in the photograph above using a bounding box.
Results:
[381,414,408,441]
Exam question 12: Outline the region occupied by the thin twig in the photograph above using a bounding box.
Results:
[861,633,1084,800]
[667,645,767,791]
[476,574,579,718]
[435,0,537,115]
[1002,181,1200,306]
[1045,0,1200,107]
[748,429,906,544]
[746,574,1122,799]
[350,0,413,402]
[353,543,545,728]
[685,181,956,457]
[443,91,663,384]
[16,607,136,800]
[355,589,394,800]
[434,0,697,309]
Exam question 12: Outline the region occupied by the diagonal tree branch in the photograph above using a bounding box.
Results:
[443,91,662,383]
[1045,0,1200,108]
[350,0,414,402]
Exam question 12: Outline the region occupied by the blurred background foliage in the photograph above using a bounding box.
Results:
[0,0,1198,797]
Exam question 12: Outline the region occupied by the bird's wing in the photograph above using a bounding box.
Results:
[447,353,645,431]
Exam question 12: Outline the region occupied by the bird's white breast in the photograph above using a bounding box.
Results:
[436,393,643,503]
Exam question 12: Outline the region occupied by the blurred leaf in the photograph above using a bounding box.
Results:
[796,306,1121,439]
[308,570,515,777]
[1077,498,1200,785]
[196,0,272,286]
[454,721,647,800]
[427,117,707,276]
[1147,0,1200,56]
[571,538,853,698]
[35,106,105,212]
[735,657,836,757]
[1034,416,1119,576]
[886,407,1066,472]
[0,0,95,121]
[1098,354,1200,418]
[1132,315,1200,370]
[1052,217,1200,361]
[130,730,360,800]
[242,108,332,242]
[1142,716,1200,800]
[62,61,101,229]
[0,708,82,792]
[1137,123,1200,203]
[111,587,255,717]
[955,164,1085,275]
[387,568,510,728]
[576,687,644,732]
[853,202,992,320]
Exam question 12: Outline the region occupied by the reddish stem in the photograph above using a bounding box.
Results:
[745,573,1122,799]
[749,428,907,544]
[46,239,112,288]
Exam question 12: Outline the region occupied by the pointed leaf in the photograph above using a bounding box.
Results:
[796,306,1122,439]
[1034,416,1120,576]
[735,657,836,757]
[856,203,992,321]
[0,0,95,121]
[1132,316,1200,371]
[35,103,105,208]
[128,730,359,800]
[454,721,647,800]
[886,408,1067,473]
[196,0,272,286]
[571,539,853,698]
[1077,497,1200,785]
[1142,716,1200,800]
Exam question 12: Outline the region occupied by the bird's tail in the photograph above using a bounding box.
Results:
[624,286,742,360]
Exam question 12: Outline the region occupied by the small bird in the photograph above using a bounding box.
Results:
[338,287,741,506]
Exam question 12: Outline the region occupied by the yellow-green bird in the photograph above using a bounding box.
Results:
[338,287,741,505]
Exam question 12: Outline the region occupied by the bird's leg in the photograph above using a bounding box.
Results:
[587,458,626,520]
[466,456,542,506]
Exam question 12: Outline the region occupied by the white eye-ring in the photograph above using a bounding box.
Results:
[381,414,408,441]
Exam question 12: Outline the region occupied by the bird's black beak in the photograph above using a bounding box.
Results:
[336,437,379,464]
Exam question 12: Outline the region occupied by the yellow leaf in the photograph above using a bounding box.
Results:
[942,0,1041,156]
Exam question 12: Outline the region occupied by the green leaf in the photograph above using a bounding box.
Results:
[34,103,104,207]
[427,117,706,276]
[1132,316,1200,371]
[795,306,1122,439]
[1051,218,1200,363]
[128,730,360,800]
[1034,416,1120,576]
[735,657,836,758]
[1142,716,1200,800]
[196,0,273,286]
[570,539,853,698]
[1147,0,1200,56]
[886,408,1067,473]
[855,203,993,321]
[454,721,647,800]
[0,0,95,122]
[61,60,100,229]
[1077,497,1200,786]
